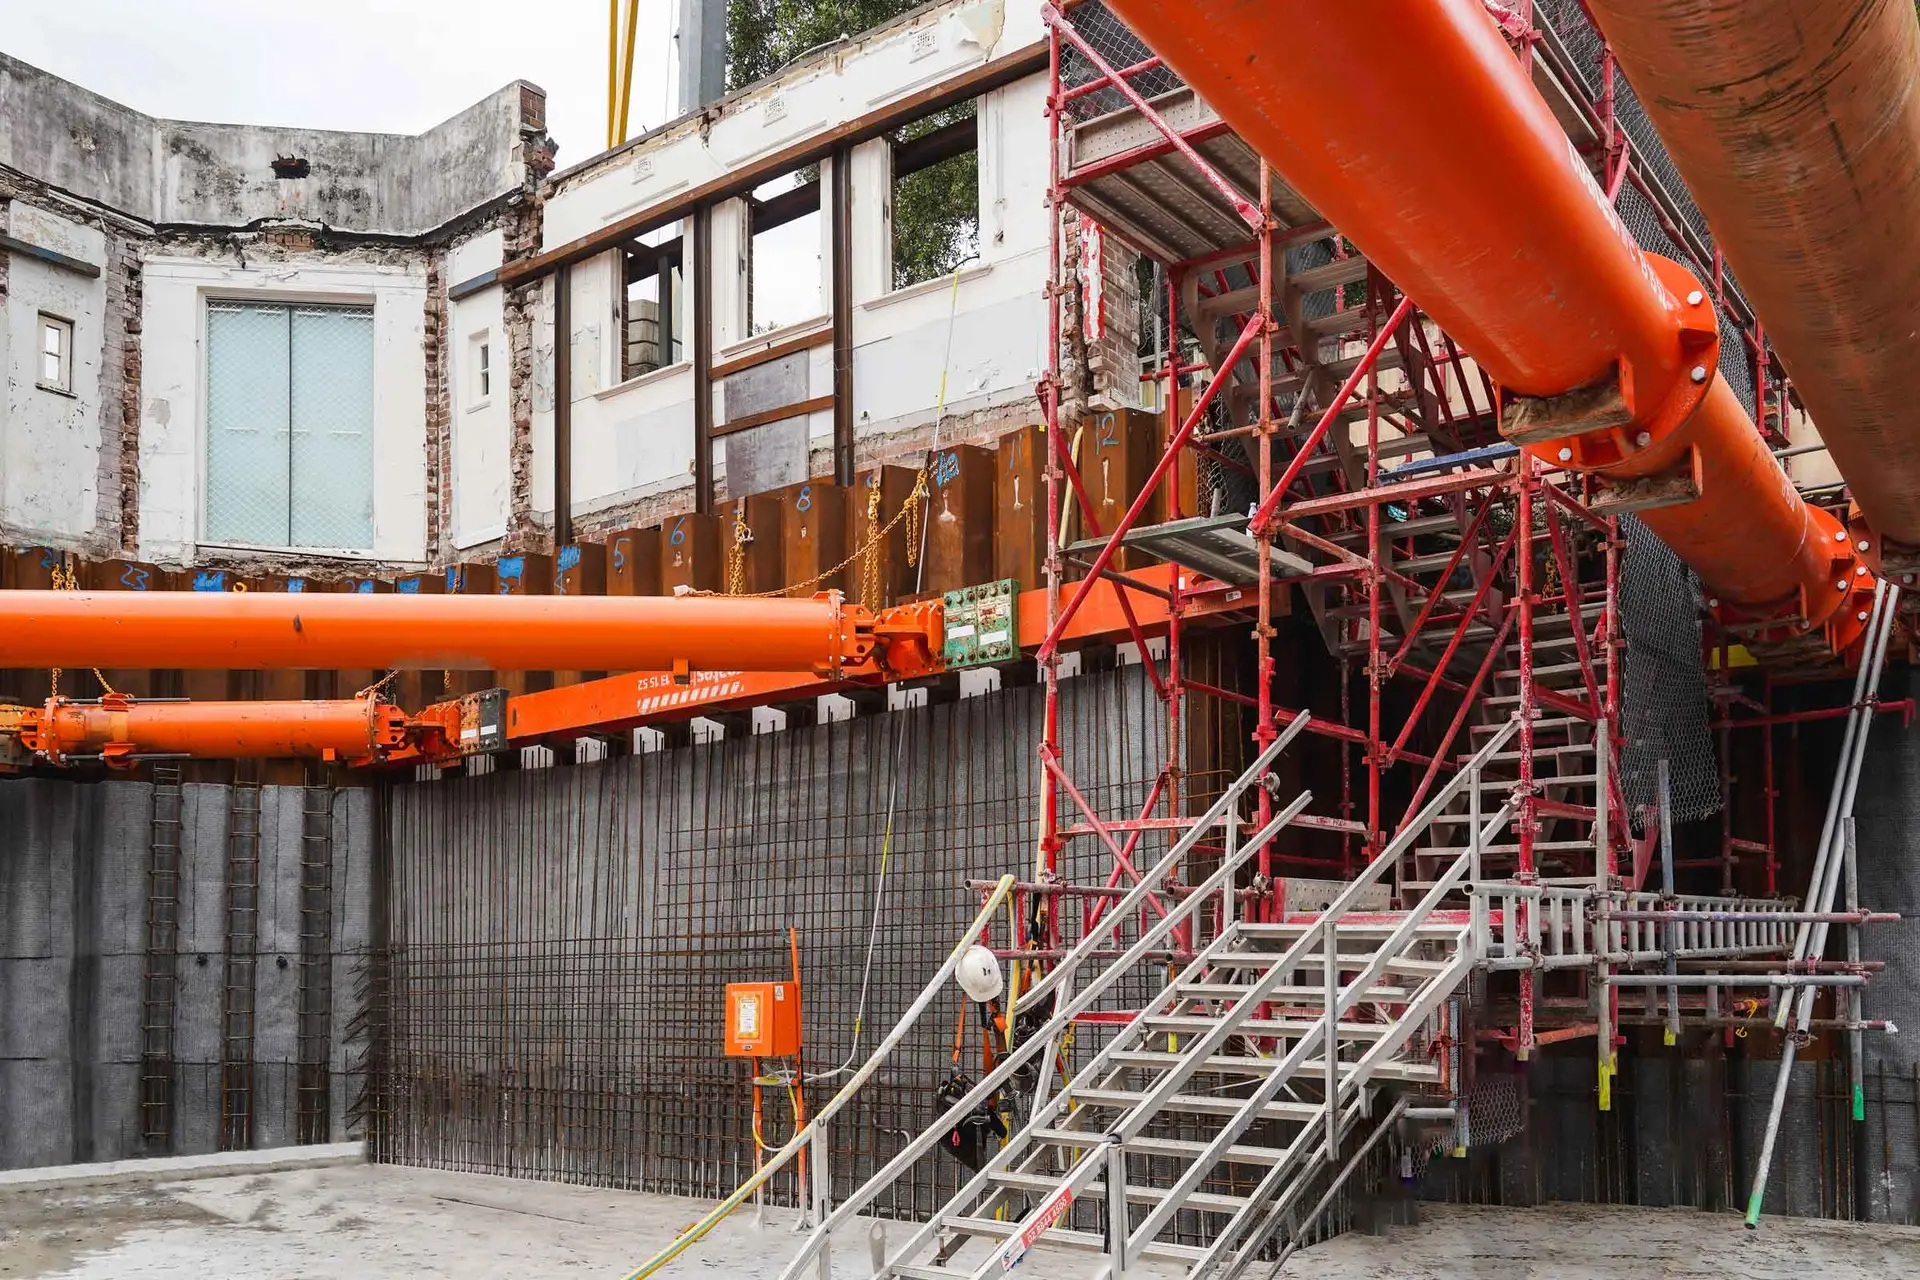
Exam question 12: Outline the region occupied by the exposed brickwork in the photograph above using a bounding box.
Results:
[1085,225,1142,410]
[0,197,10,333]
[422,254,451,556]
[499,125,555,557]
[108,236,142,552]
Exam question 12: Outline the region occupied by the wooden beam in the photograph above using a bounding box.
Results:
[498,42,1047,288]
[709,326,833,380]
[714,394,836,438]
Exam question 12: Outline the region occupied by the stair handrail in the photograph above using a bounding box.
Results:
[1124,716,1521,1276]
[772,713,1318,1280]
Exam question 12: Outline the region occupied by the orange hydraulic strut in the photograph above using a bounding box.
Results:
[18,694,409,767]
[0,590,943,680]
[1583,0,1920,575]
[1101,0,1875,656]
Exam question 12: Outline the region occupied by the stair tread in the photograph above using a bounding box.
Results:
[1066,1087,1323,1121]
[1236,921,1467,939]
[1473,716,1583,734]
[1141,1013,1399,1039]
[1206,953,1448,976]
[1175,980,1412,1001]
[1108,1050,1441,1081]
[941,1214,1208,1261]
[1030,1128,1291,1167]
[1418,840,1592,853]
[987,1170,1251,1214]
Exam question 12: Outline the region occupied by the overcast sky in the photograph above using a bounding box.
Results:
[8,0,681,173]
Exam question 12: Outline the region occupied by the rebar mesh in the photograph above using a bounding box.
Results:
[1617,515,1719,823]
[372,666,1183,1214]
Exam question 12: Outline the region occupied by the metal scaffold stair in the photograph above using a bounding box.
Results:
[780,719,1524,1280]
[878,909,1478,1280]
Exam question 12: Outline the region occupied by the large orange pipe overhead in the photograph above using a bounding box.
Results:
[0,590,893,676]
[1580,0,1920,570]
[1098,0,1872,652]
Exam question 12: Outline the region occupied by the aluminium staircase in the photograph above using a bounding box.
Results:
[786,721,1522,1280]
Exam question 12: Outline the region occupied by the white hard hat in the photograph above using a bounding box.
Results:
[957,945,1004,1003]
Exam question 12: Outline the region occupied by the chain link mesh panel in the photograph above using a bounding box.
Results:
[290,306,376,551]
[205,302,293,546]
[1617,515,1720,823]
[205,301,375,551]
[1059,1,1182,123]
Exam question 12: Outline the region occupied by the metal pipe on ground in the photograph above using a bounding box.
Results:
[1096,0,1874,657]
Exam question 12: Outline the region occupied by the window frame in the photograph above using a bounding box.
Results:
[618,233,688,385]
[199,295,379,556]
[468,330,493,409]
[36,312,75,396]
[884,99,982,295]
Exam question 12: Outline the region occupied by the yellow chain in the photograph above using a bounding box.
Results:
[905,485,924,570]
[45,557,115,698]
[862,482,885,610]
[726,502,751,595]
[728,468,929,603]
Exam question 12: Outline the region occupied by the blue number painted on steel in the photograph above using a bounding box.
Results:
[287,579,305,593]
[612,538,628,571]
[354,579,375,594]
[39,548,58,569]
[192,571,225,592]
[497,556,524,592]
[934,451,962,487]
[668,518,686,546]
[558,545,581,572]
[397,577,422,594]
[120,566,150,591]
[1096,412,1119,450]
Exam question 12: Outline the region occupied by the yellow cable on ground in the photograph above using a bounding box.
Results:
[620,874,1017,1280]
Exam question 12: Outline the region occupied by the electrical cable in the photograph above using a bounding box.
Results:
[809,266,969,1082]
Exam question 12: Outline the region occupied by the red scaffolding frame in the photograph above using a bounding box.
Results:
[1019,0,1824,1062]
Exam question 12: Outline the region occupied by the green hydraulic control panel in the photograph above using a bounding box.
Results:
[943,579,1019,669]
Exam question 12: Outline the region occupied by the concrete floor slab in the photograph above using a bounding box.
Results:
[4,1164,1919,1279]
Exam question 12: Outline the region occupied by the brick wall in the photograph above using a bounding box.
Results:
[422,255,451,556]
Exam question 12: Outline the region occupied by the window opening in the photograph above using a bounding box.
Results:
[748,169,823,334]
[889,98,979,291]
[622,227,686,381]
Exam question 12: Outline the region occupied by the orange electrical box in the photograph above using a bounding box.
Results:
[724,981,802,1057]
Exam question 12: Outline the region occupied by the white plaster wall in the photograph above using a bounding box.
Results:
[542,0,1039,248]
[1,203,108,544]
[448,229,510,548]
[519,0,1047,523]
[138,256,429,565]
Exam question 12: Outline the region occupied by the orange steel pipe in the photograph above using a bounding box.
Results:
[0,590,881,676]
[20,695,407,766]
[1583,0,1920,568]
[1099,0,1872,654]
